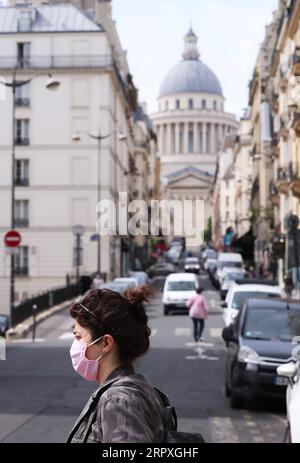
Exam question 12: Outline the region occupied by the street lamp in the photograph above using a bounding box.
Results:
[0,72,60,327]
[72,129,127,277]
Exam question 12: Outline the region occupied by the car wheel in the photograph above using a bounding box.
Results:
[225,378,231,397]
[230,387,244,409]
[164,306,169,316]
[283,422,291,443]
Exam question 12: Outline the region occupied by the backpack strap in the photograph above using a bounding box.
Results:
[154,387,178,433]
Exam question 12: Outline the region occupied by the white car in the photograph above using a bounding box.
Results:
[220,270,247,300]
[222,281,282,326]
[277,338,300,443]
[215,253,244,287]
[113,277,139,289]
[162,273,199,316]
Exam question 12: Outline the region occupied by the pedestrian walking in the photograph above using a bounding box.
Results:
[186,288,208,343]
[67,286,166,443]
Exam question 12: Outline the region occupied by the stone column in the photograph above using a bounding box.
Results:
[175,123,180,154]
[202,122,207,154]
[194,122,199,153]
[166,123,172,155]
[184,122,189,154]
[210,123,215,154]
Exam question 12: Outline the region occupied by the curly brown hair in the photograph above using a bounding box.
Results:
[70,286,154,363]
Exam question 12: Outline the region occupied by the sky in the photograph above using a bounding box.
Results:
[112,0,279,118]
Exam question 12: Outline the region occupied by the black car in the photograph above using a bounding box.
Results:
[0,315,9,336]
[147,263,176,279]
[222,298,300,409]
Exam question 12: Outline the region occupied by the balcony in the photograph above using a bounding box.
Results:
[15,267,29,277]
[15,177,29,187]
[277,164,292,195]
[291,111,300,135]
[279,117,289,140]
[291,48,300,76]
[291,162,300,198]
[15,137,30,146]
[271,91,279,113]
[15,98,30,108]
[14,218,29,228]
[0,55,113,70]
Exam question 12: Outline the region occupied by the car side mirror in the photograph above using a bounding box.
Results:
[222,325,236,344]
[277,363,297,379]
[221,302,227,308]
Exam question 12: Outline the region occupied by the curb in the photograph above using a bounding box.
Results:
[6,298,76,341]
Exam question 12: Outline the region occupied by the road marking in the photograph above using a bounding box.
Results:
[185,341,215,348]
[209,417,239,443]
[150,329,157,338]
[10,338,45,343]
[59,332,74,340]
[186,346,219,361]
[175,328,191,337]
[209,328,222,338]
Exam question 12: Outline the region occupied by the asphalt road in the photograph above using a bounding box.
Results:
[0,272,287,443]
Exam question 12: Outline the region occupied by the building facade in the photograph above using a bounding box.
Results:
[0,1,140,315]
[151,28,238,247]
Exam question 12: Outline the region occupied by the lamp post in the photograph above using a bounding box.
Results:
[72,129,127,277]
[0,73,60,327]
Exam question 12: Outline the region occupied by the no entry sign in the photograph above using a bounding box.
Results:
[4,230,21,248]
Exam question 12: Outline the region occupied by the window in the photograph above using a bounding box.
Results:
[189,99,193,109]
[16,82,30,107]
[226,196,229,207]
[213,100,217,111]
[17,42,31,68]
[15,120,30,145]
[176,99,180,110]
[202,99,206,109]
[15,159,29,186]
[18,10,33,32]
[15,200,29,228]
[14,246,29,276]
[165,100,169,111]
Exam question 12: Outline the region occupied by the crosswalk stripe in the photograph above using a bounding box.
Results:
[10,338,45,343]
[59,332,74,340]
[175,328,191,336]
[209,328,222,338]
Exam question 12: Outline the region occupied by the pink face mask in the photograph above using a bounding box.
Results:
[70,336,104,382]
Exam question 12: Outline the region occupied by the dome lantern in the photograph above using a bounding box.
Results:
[182,27,200,61]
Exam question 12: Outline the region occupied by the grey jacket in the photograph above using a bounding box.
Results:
[67,366,165,443]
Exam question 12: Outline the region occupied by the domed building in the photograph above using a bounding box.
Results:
[151,28,238,244]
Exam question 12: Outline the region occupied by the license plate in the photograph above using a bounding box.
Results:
[274,376,289,386]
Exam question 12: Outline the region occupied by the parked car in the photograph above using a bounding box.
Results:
[184,257,200,274]
[162,273,199,316]
[222,298,300,409]
[102,281,131,293]
[277,337,300,443]
[214,253,244,288]
[205,258,217,275]
[128,271,149,286]
[167,247,182,265]
[201,248,217,268]
[0,315,9,336]
[222,280,282,326]
[220,270,247,300]
[147,262,176,278]
[113,277,139,289]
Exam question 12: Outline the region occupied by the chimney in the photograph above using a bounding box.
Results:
[94,0,112,28]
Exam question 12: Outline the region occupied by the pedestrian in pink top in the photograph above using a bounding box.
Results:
[186,288,208,342]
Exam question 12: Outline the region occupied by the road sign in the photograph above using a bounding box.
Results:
[4,230,21,248]
[72,225,85,236]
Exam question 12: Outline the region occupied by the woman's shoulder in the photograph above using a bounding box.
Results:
[100,373,159,405]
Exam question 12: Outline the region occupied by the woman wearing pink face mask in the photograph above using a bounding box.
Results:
[67,287,165,443]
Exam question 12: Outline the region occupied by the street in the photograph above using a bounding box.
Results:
[0,272,287,443]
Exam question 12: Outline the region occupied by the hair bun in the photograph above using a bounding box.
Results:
[125,286,154,305]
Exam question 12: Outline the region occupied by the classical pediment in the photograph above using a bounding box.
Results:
[165,166,214,189]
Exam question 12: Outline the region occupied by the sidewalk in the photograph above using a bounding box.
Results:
[6,298,76,341]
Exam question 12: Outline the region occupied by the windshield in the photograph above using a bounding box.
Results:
[167,281,196,291]
[224,273,245,282]
[232,291,279,310]
[243,307,300,341]
[218,262,242,270]
[185,258,198,264]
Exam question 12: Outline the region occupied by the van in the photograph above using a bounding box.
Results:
[162,273,199,316]
[215,253,243,287]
